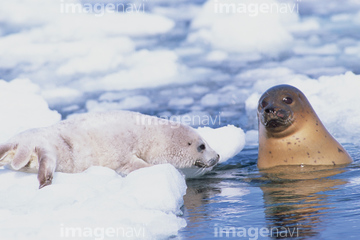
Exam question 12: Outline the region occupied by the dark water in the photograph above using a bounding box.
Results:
[179,144,360,239]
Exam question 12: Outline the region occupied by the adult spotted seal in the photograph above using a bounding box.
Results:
[0,111,219,188]
[257,84,352,169]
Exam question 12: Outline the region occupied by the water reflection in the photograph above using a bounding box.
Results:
[180,150,351,239]
[183,176,250,234]
[259,165,348,239]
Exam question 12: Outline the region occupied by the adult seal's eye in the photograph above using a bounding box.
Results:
[261,100,268,108]
[283,97,293,104]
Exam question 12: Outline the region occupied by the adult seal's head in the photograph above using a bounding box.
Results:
[257,84,353,169]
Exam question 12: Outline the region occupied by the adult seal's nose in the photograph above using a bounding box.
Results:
[264,107,275,114]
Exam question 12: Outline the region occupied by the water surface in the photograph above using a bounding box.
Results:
[180,145,360,239]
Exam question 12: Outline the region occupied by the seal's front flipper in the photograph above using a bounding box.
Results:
[37,149,56,189]
[116,155,153,176]
[0,143,13,165]
[11,145,33,170]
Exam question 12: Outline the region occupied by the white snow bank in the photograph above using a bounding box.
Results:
[41,87,83,106]
[355,11,360,25]
[244,69,360,143]
[285,17,320,33]
[344,43,360,55]
[200,86,250,107]
[0,79,61,143]
[196,125,246,163]
[0,164,187,240]
[237,67,310,93]
[245,130,259,146]
[78,50,184,92]
[86,96,152,112]
[293,44,340,56]
[168,97,194,107]
[0,0,174,36]
[0,0,177,98]
[189,0,296,56]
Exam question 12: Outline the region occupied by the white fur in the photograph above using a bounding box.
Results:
[0,111,219,187]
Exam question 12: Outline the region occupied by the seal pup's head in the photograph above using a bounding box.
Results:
[180,137,220,178]
[258,84,311,137]
[175,126,220,178]
[151,124,220,178]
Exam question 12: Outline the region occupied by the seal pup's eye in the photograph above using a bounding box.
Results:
[283,97,293,104]
[198,144,206,152]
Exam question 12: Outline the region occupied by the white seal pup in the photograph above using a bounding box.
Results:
[0,111,220,188]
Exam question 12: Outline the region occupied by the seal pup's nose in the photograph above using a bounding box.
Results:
[208,154,220,167]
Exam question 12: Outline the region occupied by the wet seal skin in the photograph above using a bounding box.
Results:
[0,111,219,188]
[257,84,353,169]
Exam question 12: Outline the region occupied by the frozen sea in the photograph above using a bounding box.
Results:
[1,0,360,239]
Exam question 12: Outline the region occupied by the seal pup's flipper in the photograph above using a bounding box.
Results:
[37,148,57,189]
[0,143,38,172]
[10,144,34,170]
[0,143,12,164]
[116,155,153,176]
